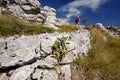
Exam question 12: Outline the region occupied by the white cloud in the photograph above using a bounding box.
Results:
[59,0,108,21]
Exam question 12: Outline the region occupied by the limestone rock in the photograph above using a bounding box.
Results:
[93,23,120,38]
[0,29,90,69]
[0,0,66,29]
[32,69,58,80]
[42,6,58,30]
[22,5,32,11]
[31,55,58,68]
[10,65,34,80]
[93,23,108,32]
[0,29,91,80]
[0,73,9,80]
[0,36,40,68]
[0,39,5,51]
[56,64,71,80]
[8,5,24,17]
[61,30,91,63]
[14,0,41,8]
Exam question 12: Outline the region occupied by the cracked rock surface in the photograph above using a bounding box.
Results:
[0,29,91,80]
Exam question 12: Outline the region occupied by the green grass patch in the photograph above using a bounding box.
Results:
[0,14,55,37]
[74,27,120,80]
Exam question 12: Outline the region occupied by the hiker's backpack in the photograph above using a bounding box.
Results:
[75,17,80,22]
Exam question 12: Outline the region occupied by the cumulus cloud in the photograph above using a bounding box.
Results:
[59,0,108,21]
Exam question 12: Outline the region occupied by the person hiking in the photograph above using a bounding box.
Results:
[75,16,80,30]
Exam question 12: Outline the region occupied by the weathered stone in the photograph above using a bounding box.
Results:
[8,5,24,17]
[61,30,91,63]
[56,64,71,80]
[93,23,120,38]
[31,55,58,68]
[42,6,59,29]
[10,65,34,80]
[0,29,91,69]
[22,5,32,11]
[32,69,58,80]
[0,0,66,29]
[0,36,40,68]
[0,29,91,80]
[0,7,6,15]
[0,39,5,51]
[0,73,9,80]
[43,6,56,13]
[93,23,108,32]
[14,0,41,8]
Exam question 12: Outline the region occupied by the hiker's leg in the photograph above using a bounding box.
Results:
[76,23,78,30]
[77,22,80,29]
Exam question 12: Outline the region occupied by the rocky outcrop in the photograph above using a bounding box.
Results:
[93,23,120,38]
[32,69,58,80]
[106,26,120,38]
[93,23,108,32]
[0,0,67,29]
[0,29,91,80]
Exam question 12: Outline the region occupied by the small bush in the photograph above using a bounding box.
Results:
[52,37,69,62]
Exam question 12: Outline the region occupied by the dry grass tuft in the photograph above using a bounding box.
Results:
[74,27,120,80]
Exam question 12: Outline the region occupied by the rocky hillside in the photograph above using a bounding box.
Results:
[0,0,67,29]
[0,0,120,80]
[0,21,120,80]
[93,23,120,38]
[0,29,91,80]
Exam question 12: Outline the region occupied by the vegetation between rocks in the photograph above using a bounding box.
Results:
[52,36,69,62]
[0,14,55,37]
[0,14,77,38]
[74,27,120,80]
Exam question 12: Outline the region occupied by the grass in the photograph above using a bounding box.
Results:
[0,14,77,37]
[74,27,120,80]
[57,24,77,32]
[1,13,120,79]
[0,14,55,37]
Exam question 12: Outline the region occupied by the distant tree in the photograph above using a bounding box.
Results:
[82,18,88,24]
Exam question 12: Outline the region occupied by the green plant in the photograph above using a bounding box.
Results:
[82,18,87,24]
[52,37,69,62]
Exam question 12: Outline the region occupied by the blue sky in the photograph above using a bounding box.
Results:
[39,0,120,26]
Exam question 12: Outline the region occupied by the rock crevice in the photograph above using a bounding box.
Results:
[0,29,91,80]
